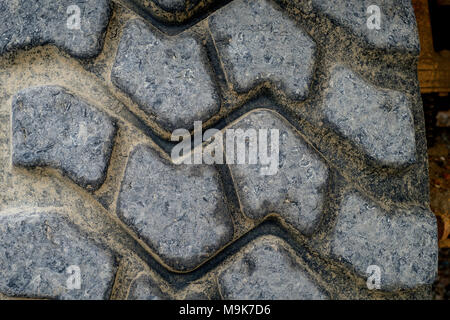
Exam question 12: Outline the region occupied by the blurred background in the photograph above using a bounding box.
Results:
[412,0,449,300]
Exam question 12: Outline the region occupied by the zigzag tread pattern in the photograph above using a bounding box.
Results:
[0,0,436,299]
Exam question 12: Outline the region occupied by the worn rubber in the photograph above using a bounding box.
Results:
[0,0,438,300]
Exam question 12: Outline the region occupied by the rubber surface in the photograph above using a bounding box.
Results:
[0,0,437,299]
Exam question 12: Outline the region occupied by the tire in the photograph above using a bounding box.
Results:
[0,0,437,300]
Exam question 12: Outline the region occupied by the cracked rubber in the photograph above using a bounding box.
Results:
[0,0,438,300]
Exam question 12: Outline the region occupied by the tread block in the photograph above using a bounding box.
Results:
[331,192,438,290]
[12,86,116,191]
[0,210,116,299]
[218,236,327,299]
[209,0,316,99]
[127,274,169,300]
[111,19,219,132]
[228,109,328,236]
[311,0,419,54]
[0,0,110,58]
[323,65,416,165]
[117,144,233,271]
[152,0,199,11]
